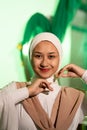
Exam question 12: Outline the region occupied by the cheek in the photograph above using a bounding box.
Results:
[53,58,59,69]
[31,58,40,68]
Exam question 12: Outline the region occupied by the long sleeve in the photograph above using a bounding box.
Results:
[0,81,29,104]
[9,82,29,104]
[0,81,29,130]
[82,70,87,84]
[81,71,87,115]
[0,82,18,130]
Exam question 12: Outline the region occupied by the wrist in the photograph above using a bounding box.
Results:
[28,85,35,97]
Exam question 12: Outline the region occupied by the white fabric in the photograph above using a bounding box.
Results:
[29,32,63,68]
[82,70,87,83]
[0,82,29,130]
[0,78,87,130]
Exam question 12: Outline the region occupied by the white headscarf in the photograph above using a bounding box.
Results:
[29,32,63,69]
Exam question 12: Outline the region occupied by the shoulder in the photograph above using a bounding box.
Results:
[61,87,85,100]
[0,81,18,93]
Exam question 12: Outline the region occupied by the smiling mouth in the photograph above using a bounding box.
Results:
[39,68,50,72]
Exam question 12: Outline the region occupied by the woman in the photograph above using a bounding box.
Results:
[0,32,87,130]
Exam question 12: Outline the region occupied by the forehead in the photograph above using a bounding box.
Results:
[33,40,58,52]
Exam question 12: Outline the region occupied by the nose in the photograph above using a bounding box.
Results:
[40,57,48,67]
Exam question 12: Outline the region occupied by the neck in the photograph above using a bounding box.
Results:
[31,74,58,83]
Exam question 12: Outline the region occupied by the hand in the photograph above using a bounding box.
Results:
[28,78,53,97]
[55,64,85,78]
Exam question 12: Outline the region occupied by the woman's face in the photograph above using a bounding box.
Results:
[31,41,59,79]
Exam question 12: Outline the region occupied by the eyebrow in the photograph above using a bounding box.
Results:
[33,51,56,55]
[33,51,57,54]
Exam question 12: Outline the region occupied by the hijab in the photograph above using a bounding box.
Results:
[29,32,63,71]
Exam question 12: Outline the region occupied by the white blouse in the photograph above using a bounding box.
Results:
[0,72,87,130]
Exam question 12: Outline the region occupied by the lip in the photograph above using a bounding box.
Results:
[39,68,50,72]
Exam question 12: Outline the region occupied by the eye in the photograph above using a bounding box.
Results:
[34,54,42,59]
[48,55,56,59]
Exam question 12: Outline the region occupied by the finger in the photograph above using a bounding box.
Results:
[41,83,53,95]
[59,72,79,78]
[40,82,53,91]
[55,69,68,78]
[47,84,53,91]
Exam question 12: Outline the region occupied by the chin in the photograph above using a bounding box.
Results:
[39,74,53,79]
